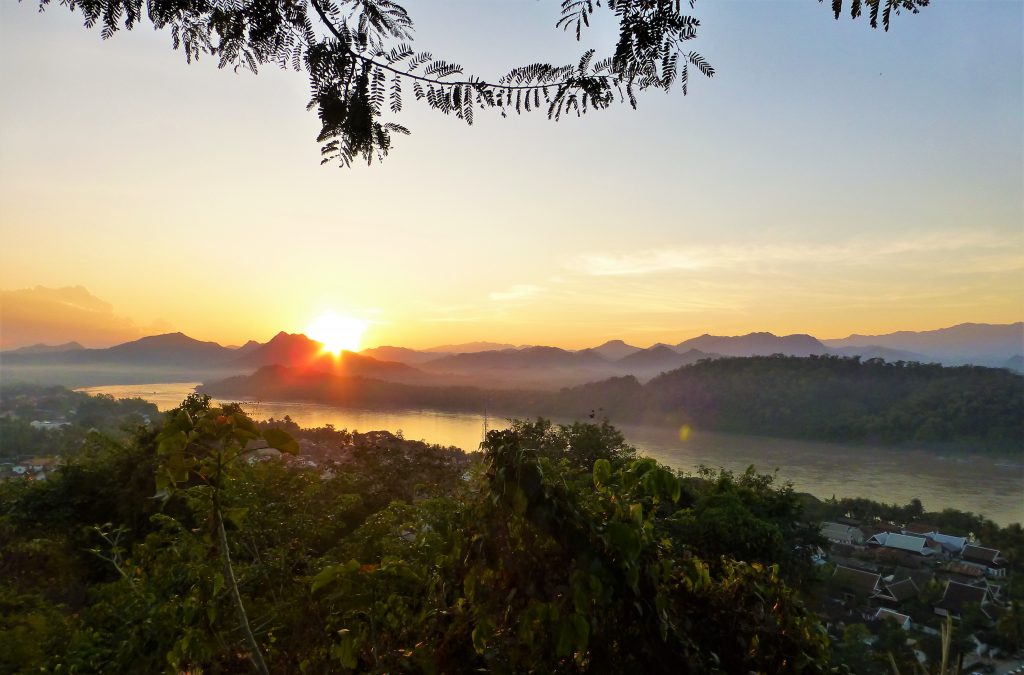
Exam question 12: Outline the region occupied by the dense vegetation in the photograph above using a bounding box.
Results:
[568,356,1024,446]
[2,397,835,673]
[2,390,1021,673]
[0,383,158,460]
[203,356,1024,448]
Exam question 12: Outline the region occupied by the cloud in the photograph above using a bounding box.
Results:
[569,232,1023,277]
[489,284,543,302]
[0,285,172,349]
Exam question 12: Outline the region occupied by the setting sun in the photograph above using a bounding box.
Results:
[306,311,367,355]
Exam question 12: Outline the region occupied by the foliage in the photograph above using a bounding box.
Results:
[39,0,925,165]
[607,355,1024,447]
[0,382,158,460]
[0,403,843,673]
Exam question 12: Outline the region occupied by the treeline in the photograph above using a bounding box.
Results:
[1,400,832,673]
[202,356,1024,448]
[555,355,1024,446]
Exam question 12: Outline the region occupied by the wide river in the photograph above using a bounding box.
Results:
[79,382,1024,525]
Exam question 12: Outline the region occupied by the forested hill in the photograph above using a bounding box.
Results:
[201,356,1024,448]
[549,356,1024,446]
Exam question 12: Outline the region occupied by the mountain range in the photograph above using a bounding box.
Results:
[2,322,1020,388]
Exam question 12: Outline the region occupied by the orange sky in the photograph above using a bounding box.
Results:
[0,1,1021,350]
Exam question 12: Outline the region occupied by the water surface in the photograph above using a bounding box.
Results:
[79,382,1024,525]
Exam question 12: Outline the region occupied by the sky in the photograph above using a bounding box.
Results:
[0,0,1021,350]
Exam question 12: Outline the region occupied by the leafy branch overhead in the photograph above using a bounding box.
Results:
[41,0,928,166]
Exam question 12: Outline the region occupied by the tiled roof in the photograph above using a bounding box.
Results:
[962,545,1001,565]
[874,608,911,625]
[833,565,881,596]
[884,578,919,603]
[935,581,987,615]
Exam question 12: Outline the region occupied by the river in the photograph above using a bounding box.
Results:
[78,382,1024,525]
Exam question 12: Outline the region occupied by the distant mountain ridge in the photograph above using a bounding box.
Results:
[2,341,85,355]
[824,322,1023,365]
[4,322,1020,389]
[675,332,827,357]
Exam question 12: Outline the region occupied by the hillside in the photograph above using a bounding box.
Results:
[202,355,1024,449]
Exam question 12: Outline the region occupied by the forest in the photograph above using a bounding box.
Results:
[2,391,1022,674]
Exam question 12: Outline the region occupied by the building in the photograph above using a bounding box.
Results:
[867,532,935,556]
[960,545,1008,579]
[821,521,866,545]
[873,607,912,630]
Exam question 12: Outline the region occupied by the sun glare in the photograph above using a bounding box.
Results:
[306,311,367,355]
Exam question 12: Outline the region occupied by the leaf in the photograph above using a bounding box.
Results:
[331,631,358,668]
[593,458,612,487]
[263,427,299,455]
[223,507,249,529]
[607,522,642,561]
[472,617,493,655]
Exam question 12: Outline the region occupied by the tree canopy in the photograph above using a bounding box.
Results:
[41,0,928,165]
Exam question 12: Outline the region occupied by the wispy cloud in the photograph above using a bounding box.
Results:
[489,284,543,302]
[569,232,1023,277]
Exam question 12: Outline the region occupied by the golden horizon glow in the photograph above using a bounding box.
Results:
[306,311,367,356]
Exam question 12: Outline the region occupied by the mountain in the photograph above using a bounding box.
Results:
[228,332,428,383]
[426,346,609,372]
[590,339,642,360]
[618,345,715,372]
[676,332,828,357]
[424,341,518,353]
[230,332,325,369]
[361,345,451,365]
[2,332,235,368]
[1004,355,1024,373]
[2,341,85,355]
[96,332,235,366]
[824,323,1024,365]
[232,340,263,354]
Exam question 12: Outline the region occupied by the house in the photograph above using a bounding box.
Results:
[875,577,919,605]
[933,581,1000,620]
[821,521,866,545]
[960,545,1008,579]
[902,524,968,555]
[873,607,912,630]
[867,532,935,556]
[945,561,986,579]
[832,565,883,599]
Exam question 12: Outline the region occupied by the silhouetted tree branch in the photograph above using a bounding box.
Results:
[37,0,928,166]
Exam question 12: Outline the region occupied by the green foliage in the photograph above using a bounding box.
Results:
[40,0,924,166]
[5,405,929,672]
[620,355,1023,446]
[0,382,159,460]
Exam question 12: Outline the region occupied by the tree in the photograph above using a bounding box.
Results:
[40,0,927,166]
[154,394,299,675]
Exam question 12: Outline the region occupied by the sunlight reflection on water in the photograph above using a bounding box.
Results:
[79,382,1024,525]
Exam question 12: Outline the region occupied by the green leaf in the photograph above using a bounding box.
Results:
[223,507,248,529]
[593,458,612,487]
[472,617,493,655]
[607,522,642,561]
[263,427,299,455]
[331,631,358,669]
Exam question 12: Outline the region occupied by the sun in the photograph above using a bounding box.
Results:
[306,311,367,356]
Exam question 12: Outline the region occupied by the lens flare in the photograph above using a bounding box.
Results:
[306,311,367,355]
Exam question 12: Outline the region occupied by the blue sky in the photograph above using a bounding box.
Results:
[0,0,1021,348]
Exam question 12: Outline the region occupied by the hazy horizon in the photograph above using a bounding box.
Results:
[1,283,1021,352]
[1,2,1021,350]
